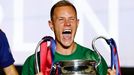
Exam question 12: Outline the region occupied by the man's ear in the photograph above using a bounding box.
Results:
[76,19,79,28]
[77,19,79,27]
[48,20,54,31]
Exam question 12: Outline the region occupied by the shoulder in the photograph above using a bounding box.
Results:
[76,43,100,60]
[23,52,40,65]
[0,30,5,39]
[24,53,36,65]
[0,29,5,36]
[22,53,37,70]
[76,43,94,53]
[76,43,98,58]
[0,30,8,43]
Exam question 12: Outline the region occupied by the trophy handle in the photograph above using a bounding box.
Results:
[34,36,56,74]
[35,39,44,73]
[92,36,108,68]
[92,36,122,75]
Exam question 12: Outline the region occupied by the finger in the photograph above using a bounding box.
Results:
[107,69,116,75]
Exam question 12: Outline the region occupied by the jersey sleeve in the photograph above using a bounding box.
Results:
[0,30,14,68]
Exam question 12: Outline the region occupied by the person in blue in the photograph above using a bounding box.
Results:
[0,29,18,75]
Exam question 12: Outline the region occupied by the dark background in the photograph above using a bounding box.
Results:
[0,66,134,75]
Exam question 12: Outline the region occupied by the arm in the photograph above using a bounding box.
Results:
[3,64,18,75]
[0,30,18,75]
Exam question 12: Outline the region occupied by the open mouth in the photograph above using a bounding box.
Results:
[62,29,72,40]
[62,29,71,34]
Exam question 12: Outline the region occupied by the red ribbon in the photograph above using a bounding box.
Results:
[40,41,52,75]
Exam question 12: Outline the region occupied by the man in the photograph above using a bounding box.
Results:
[22,0,116,75]
[0,29,18,75]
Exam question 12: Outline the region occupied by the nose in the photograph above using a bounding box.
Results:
[64,19,71,26]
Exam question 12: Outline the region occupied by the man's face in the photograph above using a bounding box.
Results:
[49,6,79,48]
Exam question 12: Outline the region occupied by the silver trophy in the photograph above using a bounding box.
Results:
[51,60,97,75]
[35,36,121,75]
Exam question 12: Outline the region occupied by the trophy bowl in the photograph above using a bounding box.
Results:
[54,59,97,75]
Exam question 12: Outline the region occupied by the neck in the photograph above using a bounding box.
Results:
[56,42,76,55]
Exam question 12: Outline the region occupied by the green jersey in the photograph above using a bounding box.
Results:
[21,43,108,75]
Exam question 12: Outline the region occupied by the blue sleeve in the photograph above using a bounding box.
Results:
[0,30,15,68]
